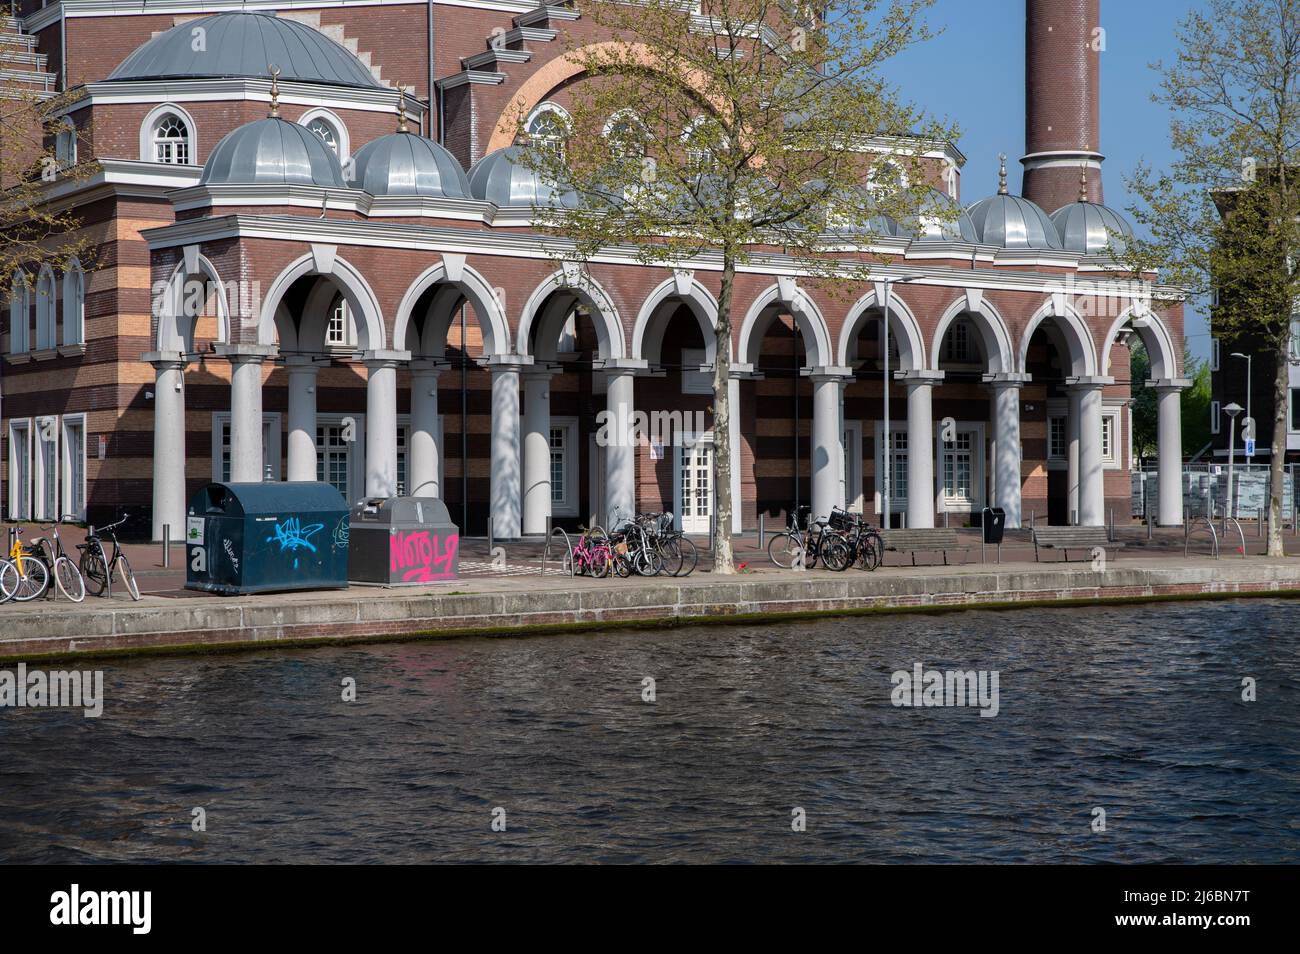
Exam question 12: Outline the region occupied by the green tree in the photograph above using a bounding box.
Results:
[1130,343,1211,464]
[516,0,955,572]
[1121,0,1300,556]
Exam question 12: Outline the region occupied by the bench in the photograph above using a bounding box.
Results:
[880,528,967,566]
[1031,526,1126,562]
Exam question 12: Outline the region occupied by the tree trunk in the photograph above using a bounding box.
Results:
[1268,336,1289,557]
[712,253,736,573]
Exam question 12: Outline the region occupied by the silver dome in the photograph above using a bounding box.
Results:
[897,187,979,243]
[1050,200,1134,254]
[201,117,346,187]
[350,132,470,198]
[966,193,1063,250]
[108,12,382,89]
[468,147,578,208]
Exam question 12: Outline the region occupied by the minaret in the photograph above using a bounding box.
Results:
[1021,0,1103,212]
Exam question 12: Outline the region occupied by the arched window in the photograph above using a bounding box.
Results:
[62,260,85,347]
[300,109,349,160]
[681,116,727,170]
[525,102,570,161]
[325,294,357,350]
[35,266,56,351]
[8,272,30,354]
[55,117,77,167]
[151,113,192,164]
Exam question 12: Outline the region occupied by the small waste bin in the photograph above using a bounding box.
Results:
[982,507,1007,545]
[185,482,349,595]
[348,496,460,585]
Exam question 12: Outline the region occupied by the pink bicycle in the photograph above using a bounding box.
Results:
[562,527,612,578]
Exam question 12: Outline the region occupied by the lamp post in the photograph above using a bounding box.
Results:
[1230,352,1252,468]
[881,275,921,528]
[1224,401,1243,521]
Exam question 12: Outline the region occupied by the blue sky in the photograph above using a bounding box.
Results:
[879,0,1209,359]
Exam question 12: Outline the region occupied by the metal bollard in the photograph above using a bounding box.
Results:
[487,519,493,555]
[758,513,764,550]
[163,524,170,568]
[944,510,950,529]
[1259,507,1264,539]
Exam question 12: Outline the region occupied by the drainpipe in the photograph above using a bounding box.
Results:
[427,0,436,140]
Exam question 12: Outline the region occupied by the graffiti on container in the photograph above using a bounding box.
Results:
[267,517,324,570]
[223,538,240,573]
[390,530,458,582]
[333,516,349,550]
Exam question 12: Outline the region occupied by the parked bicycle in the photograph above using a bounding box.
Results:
[563,526,613,578]
[767,505,852,571]
[0,527,50,603]
[830,507,883,572]
[636,511,697,577]
[78,515,141,600]
[31,516,87,602]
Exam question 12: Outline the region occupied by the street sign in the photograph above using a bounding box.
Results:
[1245,438,1256,458]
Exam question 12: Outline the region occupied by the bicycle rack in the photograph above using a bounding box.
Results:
[1184,516,1220,559]
[541,526,572,576]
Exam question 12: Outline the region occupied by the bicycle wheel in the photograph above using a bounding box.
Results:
[116,554,142,601]
[54,555,86,602]
[635,545,662,576]
[674,536,698,576]
[0,560,17,603]
[655,538,685,577]
[12,556,49,602]
[561,548,579,576]
[81,549,109,596]
[767,532,803,568]
[590,547,612,579]
[820,535,852,572]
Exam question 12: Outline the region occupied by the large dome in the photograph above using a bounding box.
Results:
[108,12,382,89]
[897,187,979,243]
[468,147,578,208]
[201,117,346,187]
[1050,200,1134,254]
[966,193,1063,250]
[350,132,470,199]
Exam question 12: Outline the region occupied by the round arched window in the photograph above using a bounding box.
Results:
[153,114,191,164]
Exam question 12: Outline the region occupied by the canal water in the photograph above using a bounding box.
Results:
[1,599,1297,863]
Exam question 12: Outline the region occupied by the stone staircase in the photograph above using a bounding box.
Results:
[447,3,579,82]
[278,11,392,88]
[0,15,56,95]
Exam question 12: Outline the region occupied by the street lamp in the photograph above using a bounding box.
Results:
[1224,401,1243,521]
[881,274,922,528]
[1230,351,1252,464]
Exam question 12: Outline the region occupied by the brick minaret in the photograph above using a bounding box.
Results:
[1021,0,1103,212]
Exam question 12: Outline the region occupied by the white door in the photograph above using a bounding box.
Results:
[37,419,58,520]
[843,420,863,512]
[63,418,86,520]
[10,423,31,520]
[677,438,713,534]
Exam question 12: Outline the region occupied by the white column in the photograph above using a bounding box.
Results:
[146,352,187,541]
[285,356,319,483]
[1075,380,1106,526]
[363,352,403,498]
[409,360,442,498]
[223,347,271,483]
[1155,379,1189,526]
[522,368,553,535]
[489,361,523,539]
[1066,387,1082,524]
[810,371,843,523]
[986,374,1027,528]
[728,375,743,532]
[605,367,637,528]
[904,372,940,529]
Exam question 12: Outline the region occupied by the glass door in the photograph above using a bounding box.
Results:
[317,424,351,501]
[679,440,712,534]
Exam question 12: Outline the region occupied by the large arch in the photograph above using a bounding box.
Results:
[392,257,511,359]
[930,292,1015,374]
[737,281,834,368]
[517,267,626,361]
[631,271,724,365]
[1100,304,1180,381]
[154,254,231,352]
[257,251,385,351]
[1019,296,1098,377]
[837,285,927,371]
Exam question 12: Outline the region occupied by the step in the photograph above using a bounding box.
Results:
[462,47,532,71]
[0,49,47,69]
[0,31,38,52]
[514,4,580,30]
[0,68,56,90]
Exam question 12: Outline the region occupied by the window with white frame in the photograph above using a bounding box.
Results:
[875,428,908,511]
[34,266,56,351]
[1101,407,1122,467]
[213,413,281,481]
[1292,389,1300,432]
[62,260,84,346]
[8,271,30,353]
[681,348,712,394]
[325,295,357,350]
[55,116,77,167]
[942,318,975,363]
[526,102,569,161]
[1211,400,1221,435]
[35,416,59,521]
[1210,337,1220,371]
[1291,317,1300,360]
[307,117,340,154]
[151,112,192,164]
[317,422,351,499]
[396,424,409,497]
[548,417,579,516]
[941,431,973,502]
[681,115,727,170]
[550,427,566,505]
[61,414,87,521]
[1048,415,1067,460]
[8,420,32,520]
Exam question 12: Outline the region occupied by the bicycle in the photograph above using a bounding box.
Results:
[767,506,852,571]
[830,507,883,572]
[562,526,612,578]
[639,511,698,578]
[31,516,87,602]
[78,515,141,600]
[0,527,50,603]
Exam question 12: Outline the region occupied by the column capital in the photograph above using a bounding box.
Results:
[1065,374,1114,390]
[214,343,278,364]
[596,357,649,375]
[361,349,412,369]
[982,372,1031,388]
[1150,377,1192,392]
[896,369,945,385]
[479,354,533,371]
[805,365,854,382]
[409,358,451,375]
[283,354,325,371]
[142,350,187,370]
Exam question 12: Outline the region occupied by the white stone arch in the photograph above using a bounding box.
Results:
[517,267,626,361]
[931,293,1015,374]
[257,251,385,352]
[155,254,232,352]
[392,257,511,359]
[837,286,927,371]
[1100,303,1179,381]
[737,281,833,368]
[631,272,724,365]
[139,102,197,164]
[1020,296,1098,377]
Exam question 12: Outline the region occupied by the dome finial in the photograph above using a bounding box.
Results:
[268,64,281,119]
[397,87,409,134]
[1079,163,1088,203]
[997,153,1008,195]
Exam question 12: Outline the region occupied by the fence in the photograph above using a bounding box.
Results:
[1132,463,1299,521]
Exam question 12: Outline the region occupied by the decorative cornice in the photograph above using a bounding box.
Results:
[59,78,417,117]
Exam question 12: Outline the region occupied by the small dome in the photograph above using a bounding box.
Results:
[1051,200,1134,254]
[109,12,382,89]
[966,193,1063,250]
[350,133,470,199]
[467,147,578,208]
[201,117,346,187]
[897,187,979,243]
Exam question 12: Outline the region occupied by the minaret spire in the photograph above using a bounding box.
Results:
[268,65,281,119]
[998,153,1008,195]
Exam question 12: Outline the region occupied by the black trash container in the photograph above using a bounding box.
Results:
[982,507,1007,545]
[185,482,349,595]
[348,497,460,585]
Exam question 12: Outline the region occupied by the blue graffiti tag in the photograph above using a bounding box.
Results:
[267,517,324,570]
